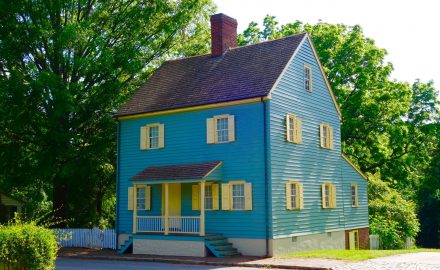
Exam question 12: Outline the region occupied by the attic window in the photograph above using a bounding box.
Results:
[304,64,312,92]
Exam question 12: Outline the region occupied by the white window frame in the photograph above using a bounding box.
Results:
[231,182,245,210]
[322,182,336,209]
[205,184,213,210]
[136,185,147,210]
[148,125,160,149]
[351,184,358,207]
[320,123,333,149]
[215,116,229,143]
[304,64,312,92]
[290,182,298,209]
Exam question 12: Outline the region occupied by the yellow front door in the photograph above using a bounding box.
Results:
[167,183,181,216]
[163,183,181,231]
[349,230,359,250]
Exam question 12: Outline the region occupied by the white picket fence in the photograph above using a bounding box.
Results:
[53,228,116,249]
[369,234,380,250]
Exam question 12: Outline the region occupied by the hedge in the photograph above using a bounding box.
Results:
[0,224,58,270]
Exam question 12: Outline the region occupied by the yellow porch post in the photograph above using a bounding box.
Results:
[164,183,169,235]
[200,181,205,236]
[133,184,137,234]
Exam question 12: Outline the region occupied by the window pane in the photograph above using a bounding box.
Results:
[205,185,213,210]
[149,126,159,148]
[137,187,146,210]
[289,117,294,140]
[325,185,330,208]
[216,118,229,143]
[232,184,244,210]
[351,186,357,206]
[291,184,297,209]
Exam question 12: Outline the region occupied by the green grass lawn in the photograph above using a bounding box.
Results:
[281,249,440,262]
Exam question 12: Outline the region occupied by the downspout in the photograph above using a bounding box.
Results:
[263,97,271,257]
[115,120,121,247]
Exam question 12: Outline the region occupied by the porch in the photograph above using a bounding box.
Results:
[130,161,223,237]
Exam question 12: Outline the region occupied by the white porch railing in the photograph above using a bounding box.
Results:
[137,216,200,234]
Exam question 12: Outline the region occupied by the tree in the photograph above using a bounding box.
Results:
[0,0,215,227]
[239,15,440,247]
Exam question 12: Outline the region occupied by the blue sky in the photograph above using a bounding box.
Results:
[213,0,439,89]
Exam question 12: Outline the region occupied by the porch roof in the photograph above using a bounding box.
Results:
[130,161,222,182]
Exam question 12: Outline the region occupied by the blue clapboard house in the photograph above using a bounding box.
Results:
[115,13,369,257]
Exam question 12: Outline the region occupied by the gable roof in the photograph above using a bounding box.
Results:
[116,33,307,117]
[342,154,368,181]
[130,161,222,181]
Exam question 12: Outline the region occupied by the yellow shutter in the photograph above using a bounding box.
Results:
[299,183,304,209]
[294,117,302,143]
[158,124,165,148]
[221,184,230,210]
[128,187,134,210]
[212,184,219,210]
[244,183,253,210]
[328,126,334,149]
[285,182,292,210]
[321,184,326,208]
[319,124,325,148]
[192,184,200,210]
[140,127,147,150]
[206,118,215,144]
[146,186,151,210]
[228,115,235,142]
[331,184,337,208]
[286,114,292,142]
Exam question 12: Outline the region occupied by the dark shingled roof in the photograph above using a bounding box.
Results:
[130,161,222,181]
[116,33,307,117]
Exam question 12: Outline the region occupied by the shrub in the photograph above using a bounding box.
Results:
[368,174,420,249]
[0,223,58,270]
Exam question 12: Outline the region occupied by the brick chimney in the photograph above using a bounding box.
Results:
[210,13,237,57]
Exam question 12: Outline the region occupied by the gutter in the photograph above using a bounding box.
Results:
[115,120,121,247]
[262,97,271,257]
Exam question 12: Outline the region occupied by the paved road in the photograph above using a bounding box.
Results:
[335,252,440,270]
[56,258,263,270]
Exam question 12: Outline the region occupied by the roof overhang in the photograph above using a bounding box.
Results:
[130,161,223,184]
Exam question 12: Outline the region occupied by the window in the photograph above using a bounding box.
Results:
[351,184,358,207]
[319,124,333,149]
[140,123,165,150]
[127,185,151,211]
[149,125,159,149]
[206,115,235,144]
[216,117,229,143]
[286,114,302,143]
[192,183,219,210]
[137,186,146,210]
[221,181,252,211]
[286,181,304,210]
[231,183,245,210]
[304,64,312,92]
[321,183,336,209]
[205,185,213,210]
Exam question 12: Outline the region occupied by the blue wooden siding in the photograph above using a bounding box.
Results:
[269,37,367,238]
[341,159,369,228]
[117,102,267,239]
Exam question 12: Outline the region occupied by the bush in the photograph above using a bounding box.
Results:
[0,223,58,270]
[368,174,420,249]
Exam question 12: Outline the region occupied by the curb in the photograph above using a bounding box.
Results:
[58,255,332,270]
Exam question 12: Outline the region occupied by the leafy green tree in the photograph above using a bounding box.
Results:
[0,0,215,227]
[239,15,440,247]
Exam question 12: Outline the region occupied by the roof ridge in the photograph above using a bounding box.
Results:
[229,32,308,51]
[164,32,308,63]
